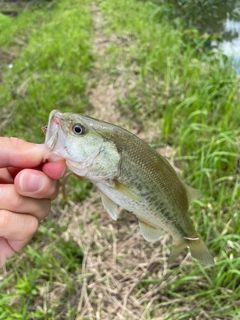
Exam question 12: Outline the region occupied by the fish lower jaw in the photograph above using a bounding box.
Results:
[66,159,90,177]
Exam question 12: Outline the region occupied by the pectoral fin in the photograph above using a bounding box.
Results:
[139,220,161,242]
[100,191,119,221]
[114,180,140,202]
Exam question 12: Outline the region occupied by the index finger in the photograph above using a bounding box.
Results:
[0,137,44,169]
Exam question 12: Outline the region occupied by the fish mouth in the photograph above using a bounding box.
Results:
[43,110,67,162]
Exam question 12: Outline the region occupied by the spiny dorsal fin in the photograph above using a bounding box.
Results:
[184,183,202,205]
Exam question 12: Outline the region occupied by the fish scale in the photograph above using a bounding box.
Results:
[110,129,188,230]
[43,110,215,266]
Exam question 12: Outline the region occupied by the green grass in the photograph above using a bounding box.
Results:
[98,0,240,318]
[0,0,93,318]
[0,0,240,319]
[0,0,93,142]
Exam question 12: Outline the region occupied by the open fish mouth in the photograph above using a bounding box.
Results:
[43,110,67,162]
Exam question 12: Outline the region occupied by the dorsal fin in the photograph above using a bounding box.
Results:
[184,183,202,205]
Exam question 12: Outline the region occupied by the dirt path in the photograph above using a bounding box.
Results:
[89,2,122,124]
[88,1,173,163]
[59,3,176,320]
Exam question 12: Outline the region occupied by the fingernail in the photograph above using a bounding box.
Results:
[19,171,44,192]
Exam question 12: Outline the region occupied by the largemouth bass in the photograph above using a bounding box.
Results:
[43,110,214,266]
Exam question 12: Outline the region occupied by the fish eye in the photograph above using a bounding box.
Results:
[72,123,85,135]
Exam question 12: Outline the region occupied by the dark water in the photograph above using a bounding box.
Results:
[206,1,240,74]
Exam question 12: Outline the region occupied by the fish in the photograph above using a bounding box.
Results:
[43,110,215,266]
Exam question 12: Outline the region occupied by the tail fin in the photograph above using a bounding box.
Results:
[188,235,214,266]
[168,235,214,266]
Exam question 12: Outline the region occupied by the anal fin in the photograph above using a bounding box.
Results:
[100,191,119,221]
[139,220,161,242]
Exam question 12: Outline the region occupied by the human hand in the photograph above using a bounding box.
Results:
[0,137,66,267]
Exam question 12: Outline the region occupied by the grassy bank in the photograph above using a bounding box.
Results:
[0,0,93,319]
[0,0,240,319]
[0,0,93,142]
[98,0,240,318]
